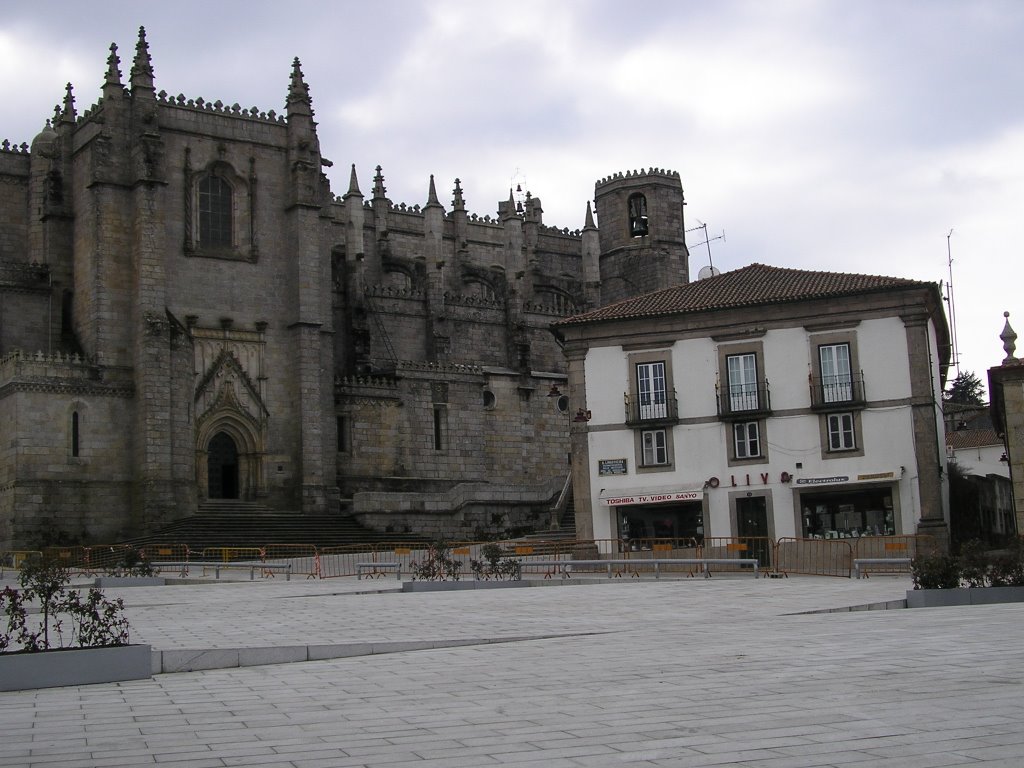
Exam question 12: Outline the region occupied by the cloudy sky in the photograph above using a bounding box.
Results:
[2,0,1021,393]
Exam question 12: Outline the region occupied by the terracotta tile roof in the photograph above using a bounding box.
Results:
[946,428,1002,450]
[555,263,933,327]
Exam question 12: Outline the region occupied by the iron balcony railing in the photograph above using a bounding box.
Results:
[809,372,866,410]
[716,381,772,420]
[624,392,679,425]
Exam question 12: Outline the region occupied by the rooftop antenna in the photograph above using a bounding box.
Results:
[945,229,961,377]
[687,220,725,279]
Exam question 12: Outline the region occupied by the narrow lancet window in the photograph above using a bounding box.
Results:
[199,175,233,247]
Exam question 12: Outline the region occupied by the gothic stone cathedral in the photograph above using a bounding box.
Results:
[0,29,689,548]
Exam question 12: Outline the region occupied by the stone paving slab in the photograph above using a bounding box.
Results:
[3,575,1024,766]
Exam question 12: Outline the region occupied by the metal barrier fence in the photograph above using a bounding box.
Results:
[0,550,42,576]
[775,537,854,577]
[2,535,937,581]
[263,544,319,578]
[141,544,191,563]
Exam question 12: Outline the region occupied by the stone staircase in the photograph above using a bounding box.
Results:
[128,500,428,552]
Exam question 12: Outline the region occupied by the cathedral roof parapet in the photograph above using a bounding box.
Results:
[443,291,505,311]
[335,373,399,390]
[0,349,132,397]
[366,284,426,300]
[594,167,681,188]
[394,360,484,376]
[152,91,287,124]
[0,140,30,154]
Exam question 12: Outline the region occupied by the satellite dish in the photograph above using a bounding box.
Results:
[697,265,721,280]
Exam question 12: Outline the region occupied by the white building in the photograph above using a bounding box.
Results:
[554,263,951,555]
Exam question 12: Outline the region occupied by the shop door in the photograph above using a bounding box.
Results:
[736,496,771,567]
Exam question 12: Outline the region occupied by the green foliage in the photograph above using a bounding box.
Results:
[988,539,1024,586]
[104,548,156,578]
[911,552,962,589]
[0,556,130,653]
[470,543,522,581]
[957,539,990,587]
[409,541,463,581]
[944,370,986,406]
[912,539,1024,589]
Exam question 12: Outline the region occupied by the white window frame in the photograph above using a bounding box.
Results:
[726,353,759,412]
[819,343,853,403]
[641,429,668,466]
[636,361,668,420]
[827,412,856,451]
[733,421,761,459]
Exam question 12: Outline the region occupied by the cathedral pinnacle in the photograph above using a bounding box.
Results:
[372,165,388,201]
[584,200,596,230]
[61,83,76,125]
[130,26,155,91]
[424,174,443,209]
[104,42,123,91]
[286,57,313,117]
[344,164,362,198]
[452,178,465,211]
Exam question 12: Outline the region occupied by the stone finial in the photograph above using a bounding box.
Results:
[373,165,387,200]
[584,200,596,230]
[1001,311,1018,364]
[130,26,154,90]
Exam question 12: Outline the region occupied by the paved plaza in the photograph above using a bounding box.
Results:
[2,573,1024,767]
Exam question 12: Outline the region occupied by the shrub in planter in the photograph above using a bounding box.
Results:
[910,552,962,590]
[103,548,157,578]
[470,543,522,581]
[409,541,463,581]
[958,540,990,588]
[989,539,1024,586]
[1,556,130,652]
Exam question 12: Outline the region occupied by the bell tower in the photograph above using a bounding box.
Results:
[594,168,689,305]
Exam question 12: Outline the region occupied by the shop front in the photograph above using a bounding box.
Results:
[795,471,900,538]
[599,487,705,550]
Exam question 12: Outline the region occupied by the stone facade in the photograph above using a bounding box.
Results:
[988,313,1024,537]
[0,28,690,547]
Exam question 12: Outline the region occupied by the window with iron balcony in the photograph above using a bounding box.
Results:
[625,357,679,426]
[716,351,772,419]
[809,342,866,410]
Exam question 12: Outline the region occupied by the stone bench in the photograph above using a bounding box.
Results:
[853,558,912,579]
[518,558,760,579]
[357,562,402,580]
[151,561,293,581]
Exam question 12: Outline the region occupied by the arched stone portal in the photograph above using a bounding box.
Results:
[207,431,239,499]
[196,411,265,503]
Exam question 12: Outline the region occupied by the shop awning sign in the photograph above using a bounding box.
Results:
[795,470,897,487]
[599,487,703,506]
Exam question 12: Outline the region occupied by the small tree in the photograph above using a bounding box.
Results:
[945,370,985,406]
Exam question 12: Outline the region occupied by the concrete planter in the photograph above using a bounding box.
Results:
[0,644,152,691]
[94,576,166,588]
[906,586,1024,609]
[402,580,530,593]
